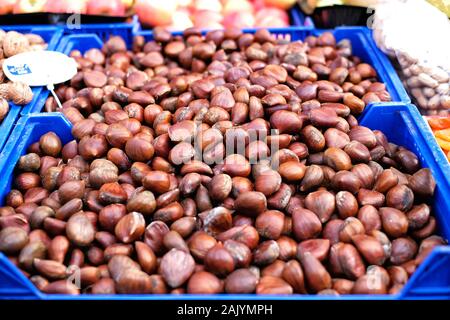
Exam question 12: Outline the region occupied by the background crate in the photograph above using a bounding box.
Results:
[0,26,63,152]
[62,15,139,45]
[127,26,412,107]
[290,5,315,27]
[0,103,449,299]
[25,26,410,116]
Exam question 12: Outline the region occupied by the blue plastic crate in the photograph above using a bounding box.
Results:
[129,26,410,106]
[0,103,449,300]
[62,15,139,46]
[0,26,64,152]
[24,26,409,116]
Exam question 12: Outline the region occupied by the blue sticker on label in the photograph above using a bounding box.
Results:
[7,64,32,76]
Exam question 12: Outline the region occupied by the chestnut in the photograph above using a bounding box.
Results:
[255,210,285,240]
[204,243,235,277]
[160,249,195,288]
[225,269,257,293]
[188,231,217,261]
[187,271,223,294]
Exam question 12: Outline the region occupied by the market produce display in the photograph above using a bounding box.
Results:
[0,29,48,123]
[0,28,445,296]
[425,116,450,161]
[134,0,293,30]
[0,0,296,30]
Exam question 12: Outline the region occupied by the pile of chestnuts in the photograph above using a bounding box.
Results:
[0,27,446,295]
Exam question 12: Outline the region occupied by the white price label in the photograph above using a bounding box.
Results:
[2,50,77,87]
